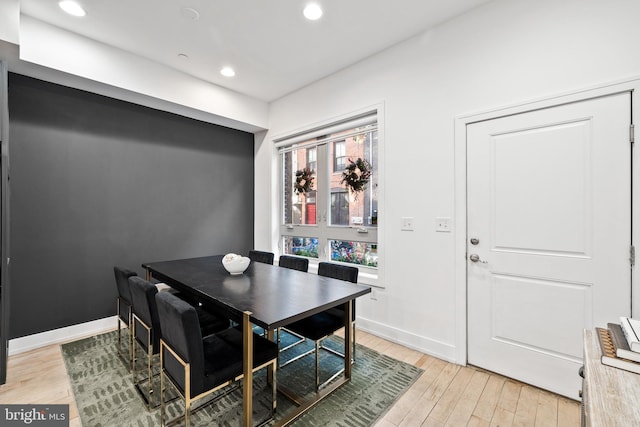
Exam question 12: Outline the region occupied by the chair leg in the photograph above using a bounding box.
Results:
[132,316,160,409]
[160,347,166,427]
[147,333,153,405]
[352,321,356,363]
[185,363,191,427]
[116,299,133,371]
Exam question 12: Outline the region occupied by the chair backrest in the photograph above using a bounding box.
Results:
[155,291,205,396]
[249,250,274,265]
[317,262,358,283]
[278,255,309,272]
[128,276,161,352]
[114,266,137,322]
[318,262,358,319]
[113,266,137,304]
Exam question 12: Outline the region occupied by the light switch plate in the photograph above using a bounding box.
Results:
[401,217,414,231]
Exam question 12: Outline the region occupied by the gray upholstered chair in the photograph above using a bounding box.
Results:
[248,250,274,265]
[155,292,278,426]
[113,266,137,370]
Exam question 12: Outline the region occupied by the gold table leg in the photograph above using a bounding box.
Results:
[242,311,253,427]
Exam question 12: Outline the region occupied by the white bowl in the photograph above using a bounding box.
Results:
[222,254,251,275]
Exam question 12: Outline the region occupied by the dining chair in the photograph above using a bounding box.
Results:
[129,276,163,408]
[113,266,137,370]
[276,255,310,356]
[155,291,278,427]
[317,262,359,361]
[248,250,274,265]
[128,276,231,409]
[280,262,359,392]
[278,255,309,272]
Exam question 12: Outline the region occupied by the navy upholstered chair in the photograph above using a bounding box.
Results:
[278,255,309,272]
[155,292,278,426]
[248,250,274,265]
[113,266,137,370]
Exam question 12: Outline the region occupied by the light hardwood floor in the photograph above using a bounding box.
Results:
[0,329,580,426]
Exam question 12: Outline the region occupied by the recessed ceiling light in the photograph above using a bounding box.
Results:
[220,67,235,77]
[303,3,323,20]
[59,1,86,17]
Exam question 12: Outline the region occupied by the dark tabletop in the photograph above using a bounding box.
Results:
[143,255,371,330]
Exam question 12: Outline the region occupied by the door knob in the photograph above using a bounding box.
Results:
[469,254,487,264]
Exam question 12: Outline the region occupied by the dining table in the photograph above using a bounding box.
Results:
[142,254,371,426]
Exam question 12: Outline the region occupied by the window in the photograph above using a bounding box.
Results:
[307,147,317,172]
[333,141,346,172]
[278,112,379,275]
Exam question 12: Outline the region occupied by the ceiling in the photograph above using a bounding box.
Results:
[20,0,492,103]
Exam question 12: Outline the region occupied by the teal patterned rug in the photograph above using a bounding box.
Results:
[61,329,422,426]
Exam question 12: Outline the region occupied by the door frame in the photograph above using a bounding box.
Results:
[453,77,639,365]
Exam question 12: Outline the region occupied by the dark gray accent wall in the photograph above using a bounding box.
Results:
[8,73,255,339]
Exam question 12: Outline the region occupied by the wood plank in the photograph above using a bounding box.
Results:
[534,389,559,427]
[398,363,461,426]
[583,329,640,426]
[473,374,507,422]
[513,384,539,427]
[427,366,475,423]
[381,357,448,425]
[467,414,491,427]
[443,370,490,426]
[557,396,580,427]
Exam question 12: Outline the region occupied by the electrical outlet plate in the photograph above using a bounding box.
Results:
[436,217,451,232]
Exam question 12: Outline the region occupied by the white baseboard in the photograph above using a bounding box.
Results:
[357,316,458,363]
[8,316,117,356]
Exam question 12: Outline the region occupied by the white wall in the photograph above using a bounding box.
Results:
[0,2,268,133]
[256,0,640,362]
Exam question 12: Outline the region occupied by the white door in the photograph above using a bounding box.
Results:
[467,92,632,399]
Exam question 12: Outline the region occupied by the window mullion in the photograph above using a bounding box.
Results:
[316,144,329,261]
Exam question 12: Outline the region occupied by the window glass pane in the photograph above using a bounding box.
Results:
[282,148,316,225]
[333,141,346,171]
[329,129,378,227]
[307,147,317,172]
[330,190,349,225]
[329,240,378,267]
[283,236,319,258]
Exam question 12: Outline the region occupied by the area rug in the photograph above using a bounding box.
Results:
[61,329,422,426]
